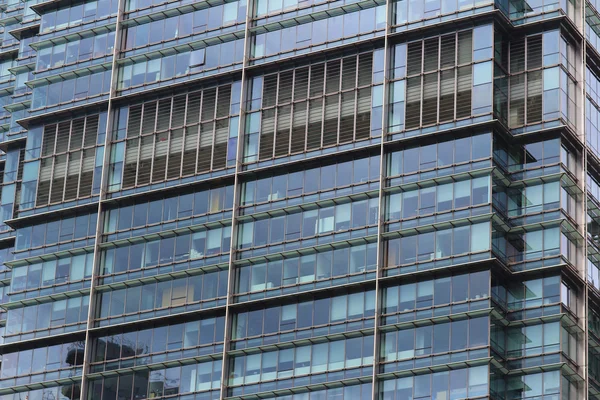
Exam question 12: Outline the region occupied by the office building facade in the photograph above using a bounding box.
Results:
[0,0,594,397]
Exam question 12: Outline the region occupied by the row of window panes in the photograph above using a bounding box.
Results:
[385,221,491,267]
[96,269,228,322]
[118,83,239,138]
[506,67,566,127]
[387,133,491,177]
[117,39,244,90]
[241,155,379,208]
[233,289,375,340]
[498,227,562,262]
[35,114,102,159]
[117,121,236,191]
[1,341,84,380]
[386,176,490,221]
[381,316,489,362]
[588,173,600,204]
[105,185,233,233]
[0,383,81,400]
[236,242,377,294]
[10,252,94,296]
[238,198,378,250]
[101,226,231,275]
[380,365,488,399]
[251,6,385,60]
[5,295,89,341]
[123,1,245,52]
[34,148,101,207]
[257,53,378,108]
[587,65,600,106]
[0,59,15,83]
[501,275,566,311]
[383,270,489,315]
[506,181,563,217]
[111,83,240,191]
[255,92,377,160]
[249,54,379,162]
[36,31,115,72]
[15,213,97,252]
[495,138,567,173]
[88,360,221,400]
[393,0,492,26]
[255,0,366,19]
[502,321,570,359]
[502,370,562,399]
[93,316,225,363]
[31,70,111,110]
[587,95,600,158]
[40,0,118,34]
[229,335,373,387]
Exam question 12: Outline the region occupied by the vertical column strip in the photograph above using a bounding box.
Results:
[371,0,392,397]
[79,1,126,397]
[219,0,253,398]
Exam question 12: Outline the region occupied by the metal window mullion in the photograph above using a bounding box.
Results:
[58,123,73,203]
[320,62,327,148]
[371,0,392,396]
[195,91,204,175]
[352,55,359,141]
[272,72,280,159]
[179,93,190,178]
[75,149,85,199]
[287,70,296,155]
[209,88,218,171]
[148,132,158,182]
[304,66,312,153]
[80,0,126,393]
[335,91,342,145]
[288,102,294,155]
[453,32,458,121]
[77,116,90,197]
[219,0,252,397]
[46,156,57,204]
[164,95,175,180]
[273,106,279,158]
[524,37,528,125]
[419,40,425,127]
[436,36,441,125]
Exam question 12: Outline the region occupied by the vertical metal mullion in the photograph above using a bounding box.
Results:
[436,36,441,125]
[209,87,219,171]
[148,130,158,182]
[287,70,295,155]
[272,73,280,158]
[195,91,204,175]
[219,0,252,396]
[179,93,190,178]
[352,55,359,142]
[134,104,144,187]
[58,121,73,203]
[371,0,392,396]
[524,37,528,125]
[45,124,59,204]
[304,65,312,153]
[335,59,344,145]
[75,117,87,198]
[419,40,424,128]
[75,146,85,199]
[80,0,126,393]
[164,97,175,181]
[453,32,458,121]
[320,62,327,148]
